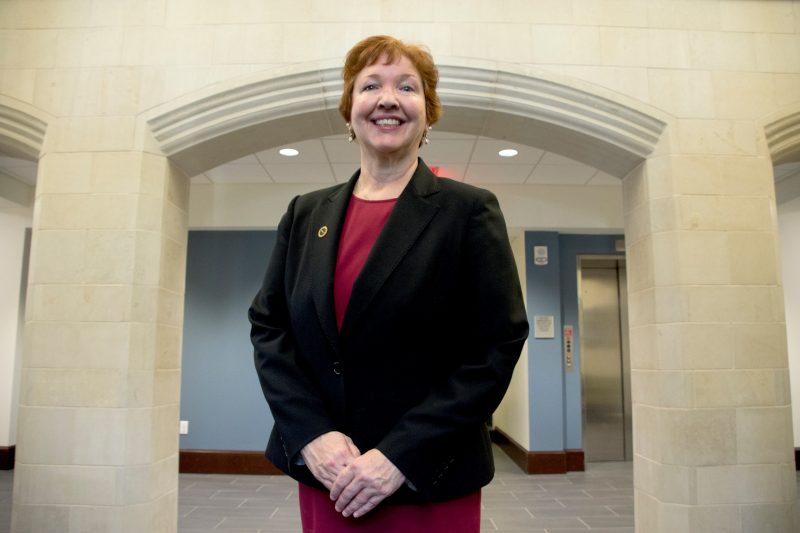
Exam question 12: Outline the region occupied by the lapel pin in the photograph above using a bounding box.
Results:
[317,226,328,238]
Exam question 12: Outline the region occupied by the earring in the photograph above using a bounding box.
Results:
[346,123,355,143]
[423,126,432,145]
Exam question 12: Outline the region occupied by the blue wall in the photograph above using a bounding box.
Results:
[180,230,276,451]
[524,232,623,452]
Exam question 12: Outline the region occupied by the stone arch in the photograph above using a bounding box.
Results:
[765,105,800,203]
[144,59,669,178]
[0,96,48,161]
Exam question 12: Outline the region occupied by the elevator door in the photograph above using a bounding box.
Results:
[579,258,631,462]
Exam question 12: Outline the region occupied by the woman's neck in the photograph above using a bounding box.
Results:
[354,155,418,200]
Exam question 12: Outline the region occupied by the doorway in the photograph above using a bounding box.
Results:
[578,256,632,462]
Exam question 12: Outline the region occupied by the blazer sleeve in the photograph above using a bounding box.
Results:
[249,196,337,462]
[375,189,529,489]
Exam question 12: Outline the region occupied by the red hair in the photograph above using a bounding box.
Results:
[339,35,442,126]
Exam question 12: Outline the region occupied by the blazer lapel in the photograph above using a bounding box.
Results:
[340,160,441,339]
[309,174,358,353]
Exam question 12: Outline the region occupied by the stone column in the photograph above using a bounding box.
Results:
[11,146,188,533]
[625,126,797,532]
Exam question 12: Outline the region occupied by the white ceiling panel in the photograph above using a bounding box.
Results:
[464,164,532,184]
[420,139,475,164]
[470,139,545,165]
[528,164,597,185]
[205,163,271,183]
[267,163,335,183]
[255,139,330,164]
[322,137,360,164]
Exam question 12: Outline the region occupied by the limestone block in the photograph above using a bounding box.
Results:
[36,152,92,195]
[27,284,133,322]
[688,505,742,533]
[675,119,759,156]
[156,237,182,292]
[721,156,775,197]
[451,23,533,63]
[728,232,779,285]
[136,193,165,232]
[647,70,715,119]
[696,464,785,504]
[658,323,734,371]
[774,73,800,109]
[676,196,772,232]
[501,0,573,24]
[628,287,655,327]
[629,324,658,370]
[734,322,789,370]
[133,230,162,286]
[153,369,180,406]
[633,404,660,460]
[600,28,649,67]
[165,160,190,211]
[21,367,125,408]
[92,152,149,195]
[14,463,117,505]
[687,31,756,71]
[633,368,694,407]
[712,72,777,120]
[37,193,139,230]
[18,406,139,466]
[647,29,693,69]
[650,462,695,504]
[23,321,133,369]
[531,26,601,65]
[625,235,653,292]
[85,230,138,284]
[161,201,188,244]
[115,455,178,505]
[721,1,796,34]
[119,490,178,533]
[736,407,794,464]
[28,229,86,284]
[741,503,797,533]
[122,27,167,67]
[51,116,137,152]
[152,404,180,461]
[659,407,737,466]
[622,203,651,247]
[0,67,36,103]
[55,28,123,68]
[754,33,800,73]
[154,324,182,370]
[0,29,58,69]
[574,0,648,27]
[9,502,69,533]
[652,230,730,285]
[646,1,721,31]
[88,0,167,27]
[125,370,155,408]
[693,369,787,408]
[211,24,287,65]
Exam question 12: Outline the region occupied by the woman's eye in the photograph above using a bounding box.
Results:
[363,83,378,91]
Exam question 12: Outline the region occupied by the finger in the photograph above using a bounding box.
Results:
[351,494,384,518]
[345,437,361,458]
[329,466,355,502]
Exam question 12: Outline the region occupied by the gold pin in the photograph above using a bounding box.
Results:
[317,226,328,238]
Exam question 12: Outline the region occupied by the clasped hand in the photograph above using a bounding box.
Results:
[300,431,406,518]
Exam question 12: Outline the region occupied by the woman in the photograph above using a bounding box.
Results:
[249,35,529,532]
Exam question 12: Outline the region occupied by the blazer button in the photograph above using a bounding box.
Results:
[332,361,342,375]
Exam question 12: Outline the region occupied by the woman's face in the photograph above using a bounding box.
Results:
[350,54,428,161]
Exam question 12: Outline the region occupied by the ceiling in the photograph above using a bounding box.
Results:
[1,132,799,206]
[191,131,621,187]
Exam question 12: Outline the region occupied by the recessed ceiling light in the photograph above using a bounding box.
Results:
[279,148,299,157]
[498,148,518,157]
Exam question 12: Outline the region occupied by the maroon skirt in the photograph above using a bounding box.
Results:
[298,483,481,533]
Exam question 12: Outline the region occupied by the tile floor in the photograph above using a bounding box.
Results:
[0,448,798,532]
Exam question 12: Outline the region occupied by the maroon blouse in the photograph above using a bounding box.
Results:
[333,195,397,331]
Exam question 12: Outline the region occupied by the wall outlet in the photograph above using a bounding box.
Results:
[179,420,189,435]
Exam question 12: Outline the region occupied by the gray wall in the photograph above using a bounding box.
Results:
[180,230,276,451]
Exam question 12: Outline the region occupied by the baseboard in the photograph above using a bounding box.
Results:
[0,445,14,470]
[179,449,283,475]
[490,428,585,474]
[795,448,799,471]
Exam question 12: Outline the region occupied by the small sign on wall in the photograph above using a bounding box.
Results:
[533,315,555,338]
[534,245,548,266]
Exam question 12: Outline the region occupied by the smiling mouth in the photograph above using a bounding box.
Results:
[373,118,402,126]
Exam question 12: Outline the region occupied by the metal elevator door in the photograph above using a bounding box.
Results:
[579,257,632,462]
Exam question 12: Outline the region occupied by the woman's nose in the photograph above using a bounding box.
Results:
[377,88,399,108]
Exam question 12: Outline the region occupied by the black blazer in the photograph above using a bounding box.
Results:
[249,159,529,503]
